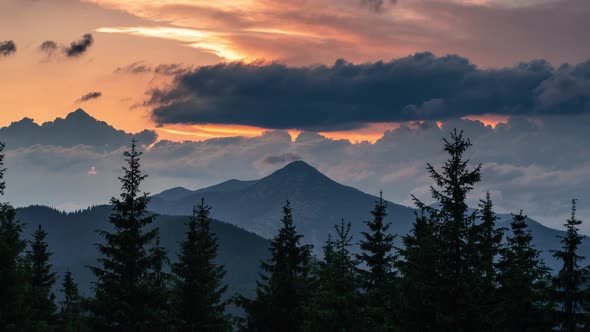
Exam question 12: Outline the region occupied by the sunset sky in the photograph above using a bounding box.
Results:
[2,0,590,230]
[1,0,589,142]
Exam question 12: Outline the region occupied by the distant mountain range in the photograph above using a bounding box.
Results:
[13,159,589,302]
[150,160,590,271]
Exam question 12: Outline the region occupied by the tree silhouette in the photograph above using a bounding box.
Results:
[357,191,397,330]
[27,225,58,331]
[88,139,168,331]
[172,198,228,331]
[552,199,590,331]
[240,201,313,332]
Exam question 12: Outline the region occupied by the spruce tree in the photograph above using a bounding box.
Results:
[496,211,553,331]
[552,199,590,331]
[239,201,313,332]
[357,191,397,330]
[58,271,86,332]
[27,225,58,331]
[172,198,228,331]
[413,129,482,331]
[474,192,505,330]
[397,209,440,331]
[88,138,169,331]
[308,220,362,331]
[0,141,31,331]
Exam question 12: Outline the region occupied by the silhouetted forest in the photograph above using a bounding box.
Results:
[1,132,589,332]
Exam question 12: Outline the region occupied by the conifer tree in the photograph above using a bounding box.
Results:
[413,129,482,331]
[308,220,362,331]
[239,201,313,332]
[497,211,553,331]
[27,225,58,331]
[58,271,86,332]
[397,209,440,331]
[474,192,505,330]
[552,199,590,331]
[357,192,397,330]
[0,141,31,331]
[88,138,169,331]
[172,198,228,331]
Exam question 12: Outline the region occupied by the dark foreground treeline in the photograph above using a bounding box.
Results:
[0,131,589,332]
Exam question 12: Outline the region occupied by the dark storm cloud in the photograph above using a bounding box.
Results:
[40,40,58,56]
[65,34,94,57]
[78,91,102,102]
[0,40,16,57]
[149,53,590,131]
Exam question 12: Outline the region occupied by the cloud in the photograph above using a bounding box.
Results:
[361,0,397,13]
[64,34,94,57]
[114,62,192,76]
[262,153,302,165]
[77,91,102,102]
[0,109,157,151]
[40,40,58,57]
[0,40,16,57]
[3,114,590,232]
[148,54,590,131]
[87,0,590,67]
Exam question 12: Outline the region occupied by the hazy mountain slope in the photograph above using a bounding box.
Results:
[16,205,269,298]
[151,160,418,249]
[150,160,590,271]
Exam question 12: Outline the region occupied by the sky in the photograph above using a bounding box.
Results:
[1,0,590,230]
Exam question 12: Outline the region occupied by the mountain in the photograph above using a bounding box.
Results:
[0,109,157,150]
[151,160,417,248]
[16,205,269,300]
[151,160,590,271]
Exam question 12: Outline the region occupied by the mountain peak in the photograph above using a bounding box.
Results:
[262,160,333,186]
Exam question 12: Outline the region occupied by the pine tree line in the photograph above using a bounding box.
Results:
[1,133,590,331]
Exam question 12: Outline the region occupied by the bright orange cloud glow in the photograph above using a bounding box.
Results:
[462,115,509,128]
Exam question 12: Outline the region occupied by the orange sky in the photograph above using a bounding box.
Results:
[0,0,578,142]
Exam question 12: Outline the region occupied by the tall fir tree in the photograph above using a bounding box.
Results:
[473,192,505,330]
[239,201,313,332]
[88,138,169,331]
[552,199,590,331]
[496,211,553,331]
[413,129,482,331]
[172,198,228,331]
[397,209,440,332]
[308,220,363,331]
[27,225,58,331]
[357,191,397,330]
[0,141,31,331]
[58,271,86,332]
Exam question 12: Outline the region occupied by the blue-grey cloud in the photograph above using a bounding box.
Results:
[0,109,157,151]
[149,53,590,131]
[65,34,94,57]
[78,91,102,102]
[40,40,58,57]
[361,0,397,13]
[0,40,16,57]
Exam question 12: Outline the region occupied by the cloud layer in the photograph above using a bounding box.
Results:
[148,53,590,131]
[2,111,590,233]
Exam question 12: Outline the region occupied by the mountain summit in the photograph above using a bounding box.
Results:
[151,160,417,247]
[151,160,590,270]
